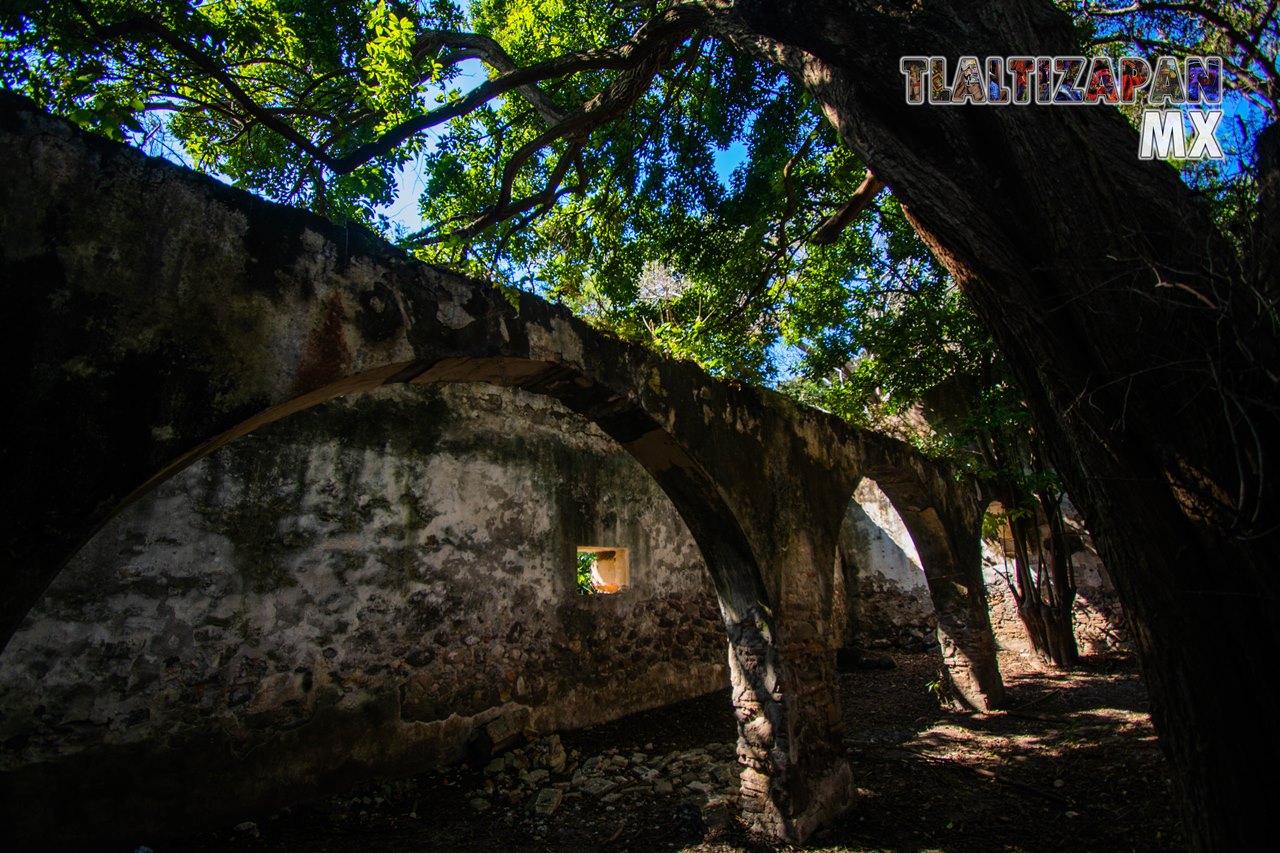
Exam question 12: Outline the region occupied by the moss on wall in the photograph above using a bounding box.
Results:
[0,382,727,847]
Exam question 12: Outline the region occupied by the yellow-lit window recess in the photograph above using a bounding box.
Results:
[575,546,630,595]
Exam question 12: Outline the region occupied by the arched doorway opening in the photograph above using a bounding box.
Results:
[833,472,1005,712]
[835,477,936,654]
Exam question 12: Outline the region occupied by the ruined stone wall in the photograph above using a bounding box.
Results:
[837,477,1127,657]
[836,479,938,650]
[982,540,1129,658]
[0,382,728,838]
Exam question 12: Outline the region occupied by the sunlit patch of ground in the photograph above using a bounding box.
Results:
[175,650,1181,853]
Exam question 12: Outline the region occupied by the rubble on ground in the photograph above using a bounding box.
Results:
[466,734,741,827]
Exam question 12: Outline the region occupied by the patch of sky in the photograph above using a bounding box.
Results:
[1075,2,1272,181]
[713,138,749,190]
[767,339,805,386]
[1181,90,1269,185]
[380,57,488,236]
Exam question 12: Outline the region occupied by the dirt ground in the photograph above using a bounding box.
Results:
[164,649,1182,853]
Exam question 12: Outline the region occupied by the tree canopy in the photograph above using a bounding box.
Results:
[5,0,1272,590]
[3,1,1272,398]
[0,2,871,381]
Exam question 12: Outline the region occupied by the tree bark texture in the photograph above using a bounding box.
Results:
[713,1,1280,848]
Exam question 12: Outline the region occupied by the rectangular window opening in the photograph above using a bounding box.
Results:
[576,546,630,595]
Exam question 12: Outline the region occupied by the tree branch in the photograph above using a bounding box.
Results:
[70,0,707,185]
[407,6,704,244]
[811,170,885,245]
[332,4,706,174]
[69,1,342,170]
[414,30,569,125]
[1086,33,1274,107]
[1084,2,1278,108]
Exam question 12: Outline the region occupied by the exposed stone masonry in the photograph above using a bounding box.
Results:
[2,94,1012,846]
[0,384,728,843]
[838,482,1126,659]
[472,734,742,829]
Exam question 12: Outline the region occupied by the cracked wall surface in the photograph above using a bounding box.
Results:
[2,93,1011,845]
[0,383,728,842]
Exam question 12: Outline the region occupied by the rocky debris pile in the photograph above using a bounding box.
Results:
[467,734,741,830]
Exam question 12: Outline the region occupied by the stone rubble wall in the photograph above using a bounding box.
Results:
[0,374,1125,843]
[836,479,937,650]
[0,382,729,838]
[837,481,1127,656]
[982,541,1130,658]
[221,733,746,845]
[474,734,742,830]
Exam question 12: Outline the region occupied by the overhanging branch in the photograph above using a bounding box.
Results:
[811,170,886,245]
[407,5,705,244]
[333,4,707,174]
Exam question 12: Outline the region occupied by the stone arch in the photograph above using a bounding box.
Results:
[0,94,993,842]
[835,476,935,652]
[1,96,851,842]
[0,96,772,652]
[0,380,737,844]
[979,497,1030,657]
[977,496,1128,661]
[856,441,1006,712]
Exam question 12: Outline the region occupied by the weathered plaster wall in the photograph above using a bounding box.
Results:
[0,382,727,841]
[982,537,1129,658]
[837,479,937,650]
[4,97,1010,842]
[838,481,1126,656]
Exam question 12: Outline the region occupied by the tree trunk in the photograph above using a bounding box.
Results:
[1017,598,1078,668]
[1006,499,1078,668]
[714,1,1280,848]
[1036,486,1080,667]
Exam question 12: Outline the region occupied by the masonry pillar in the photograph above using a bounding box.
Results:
[616,409,858,843]
[725,609,852,842]
[897,505,1004,711]
[867,453,1005,712]
[712,493,855,841]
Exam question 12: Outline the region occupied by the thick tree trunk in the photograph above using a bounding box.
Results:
[715,1,1280,848]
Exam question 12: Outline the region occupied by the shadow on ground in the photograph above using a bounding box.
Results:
[139,651,1181,853]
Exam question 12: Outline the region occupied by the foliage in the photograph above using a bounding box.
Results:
[1067,1,1277,231]
[407,3,888,383]
[4,2,1275,835]
[576,550,597,595]
[1070,1,1278,119]
[1,0,1268,396]
[0,0,893,384]
[2,0,468,225]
